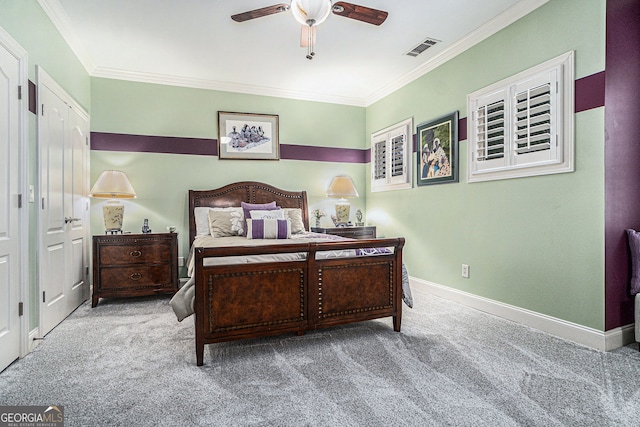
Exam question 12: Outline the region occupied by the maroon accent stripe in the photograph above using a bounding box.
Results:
[91,132,217,156]
[458,117,467,141]
[28,80,36,115]
[280,144,366,163]
[575,71,605,113]
[91,132,367,162]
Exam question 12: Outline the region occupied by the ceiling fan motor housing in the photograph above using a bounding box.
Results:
[291,0,333,27]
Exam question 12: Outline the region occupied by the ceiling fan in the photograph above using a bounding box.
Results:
[231,1,388,60]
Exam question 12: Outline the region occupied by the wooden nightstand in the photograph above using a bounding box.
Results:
[92,233,178,307]
[311,226,376,239]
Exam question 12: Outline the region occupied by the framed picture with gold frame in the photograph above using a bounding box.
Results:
[218,111,280,160]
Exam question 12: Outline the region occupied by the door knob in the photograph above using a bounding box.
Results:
[64,217,81,223]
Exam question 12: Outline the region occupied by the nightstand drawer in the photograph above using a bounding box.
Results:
[99,264,172,290]
[334,228,375,239]
[99,242,171,265]
[311,226,376,240]
[92,233,178,307]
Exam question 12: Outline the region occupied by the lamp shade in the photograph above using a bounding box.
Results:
[326,176,359,199]
[291,0,332,26]
[89,170,136,199]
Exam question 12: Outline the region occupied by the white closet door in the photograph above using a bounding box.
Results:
[0,36,22,372]
[38,69,89,336]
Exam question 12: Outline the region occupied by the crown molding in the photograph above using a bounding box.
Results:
[90,67,367,107]
[38,0,96,73]
[363,0,550,106]
[39,0,548,108]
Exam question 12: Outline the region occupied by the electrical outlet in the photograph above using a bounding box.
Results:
[178,257,185,267]
[462,264,470,278]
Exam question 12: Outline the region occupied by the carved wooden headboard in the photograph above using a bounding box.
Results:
[188,181,309,244]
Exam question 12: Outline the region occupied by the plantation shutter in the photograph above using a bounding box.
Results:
[470,88,508,173]
[467,51,573,182]
[371,135,387,187]
[371,118,412,192]
[391,134,405,177]
[388,125,409,185]
[511,68,560,167]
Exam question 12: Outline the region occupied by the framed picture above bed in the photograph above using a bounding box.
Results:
[218,111,280,160]
[417,111,459,186]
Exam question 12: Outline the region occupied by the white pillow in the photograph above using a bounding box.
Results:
[282,208,306,234]
[250,209,285,220]
[194,207,243,237]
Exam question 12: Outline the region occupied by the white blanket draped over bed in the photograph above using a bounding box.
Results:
[170,232,413,321]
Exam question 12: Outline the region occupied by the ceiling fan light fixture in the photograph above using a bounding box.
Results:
[290,0,332,27]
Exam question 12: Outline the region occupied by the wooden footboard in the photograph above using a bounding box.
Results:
[193,238,404,366]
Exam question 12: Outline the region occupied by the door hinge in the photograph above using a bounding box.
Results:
[86,136,89,146]
[19,302,23,316]
[86,266,89,276]
[17,194,22,208]
[42,291,46,303]
[41,104,44,116]
[18,85,22,100]
[42,197,45,210]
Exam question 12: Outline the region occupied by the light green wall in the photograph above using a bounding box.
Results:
[90,78,367,268]
[0,0,90,109]
[366,0,606,329]
[0,0,609,334]
[0,0,91,329]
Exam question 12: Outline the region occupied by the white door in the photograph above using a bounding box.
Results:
[0,37,22,371]
[66,106,90,310]
[38,70,89,336]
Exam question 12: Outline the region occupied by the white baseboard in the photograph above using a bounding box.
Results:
[411,278,636,351]
[28,327,42,353]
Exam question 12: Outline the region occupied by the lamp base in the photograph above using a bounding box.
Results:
[103,201,124,234]
[334,199,350,225]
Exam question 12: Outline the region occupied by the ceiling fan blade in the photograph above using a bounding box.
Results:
[231,3,289,23]
[332,2,388,26]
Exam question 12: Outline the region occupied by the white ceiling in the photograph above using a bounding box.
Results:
[41,0,548,106]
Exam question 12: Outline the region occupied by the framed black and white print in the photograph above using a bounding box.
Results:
[218,111,280,160]
[417,111,459,186]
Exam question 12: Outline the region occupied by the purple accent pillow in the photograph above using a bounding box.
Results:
[246,219,291,239]
[626,229,640,295]
[241,201,278,221]
[240,201,279,235]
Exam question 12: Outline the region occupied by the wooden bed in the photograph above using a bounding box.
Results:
[188,181,405,366]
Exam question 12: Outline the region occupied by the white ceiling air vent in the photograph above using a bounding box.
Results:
[406,38,440,57]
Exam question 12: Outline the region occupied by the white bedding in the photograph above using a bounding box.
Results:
[170,232,413,321]
[185,232,346,276]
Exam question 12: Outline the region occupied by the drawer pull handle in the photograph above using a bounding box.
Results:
[129,250,142,258]
[130,273,142,281]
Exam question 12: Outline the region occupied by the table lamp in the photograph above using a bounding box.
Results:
[90,170,136,234]
[326,175,359,225]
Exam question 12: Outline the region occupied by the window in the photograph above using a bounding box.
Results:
[371,118,413,192]
[467,51,574,182]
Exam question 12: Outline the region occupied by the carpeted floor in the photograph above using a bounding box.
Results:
[1,284,639,426]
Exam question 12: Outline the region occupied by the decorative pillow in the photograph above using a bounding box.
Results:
[208,208,244,238]
[282,208,306,234]
[246,219,291,239]
[241,201,278,221]
[194,207,212,237]
[250,209,285,220]
[626,229,640,295]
